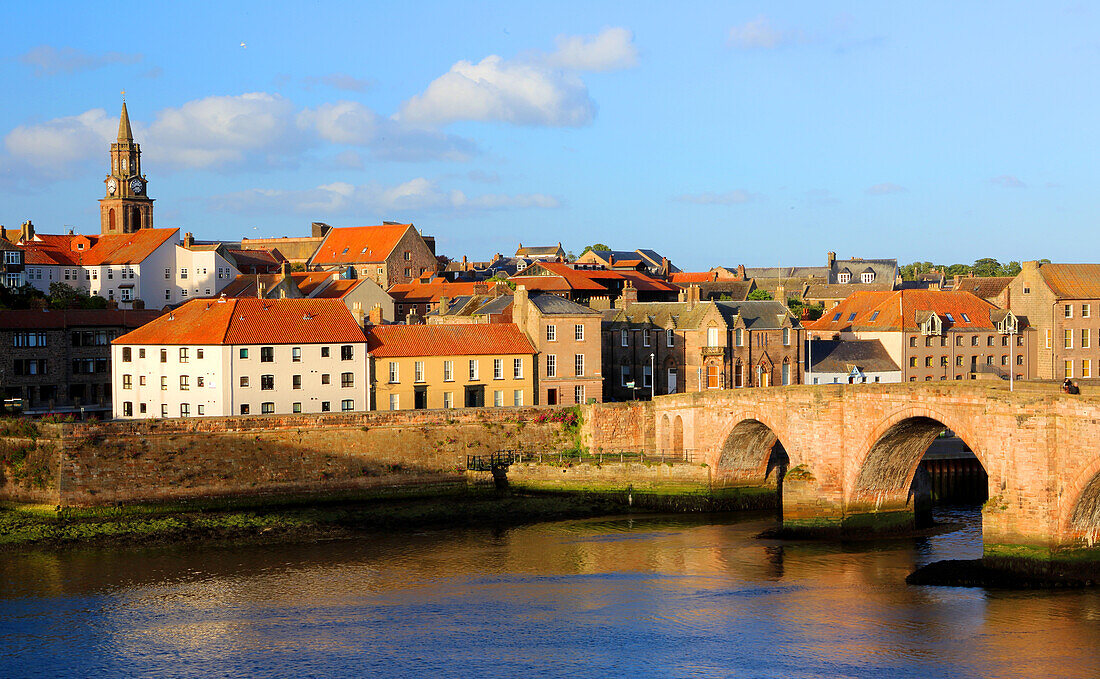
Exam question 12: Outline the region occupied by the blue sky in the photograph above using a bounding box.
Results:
[0,2,1097,270]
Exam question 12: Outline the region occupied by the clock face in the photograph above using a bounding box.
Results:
[129,178,143,194]
[107,179,117,195]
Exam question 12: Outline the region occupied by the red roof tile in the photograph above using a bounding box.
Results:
[20,229,178,267]
[113,298,367,345]
[367,323,536,358]
[1038,264,1100,299]
[669,271,717,284]
[312,279,364,298]
[310,224,411,266]
[388,281,484,303]
[805,290,1002,333]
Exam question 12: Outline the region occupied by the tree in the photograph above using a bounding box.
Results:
[747,288,773,300]
[579,243,611,257]
[436,254,451,269]
[46,283,106,310]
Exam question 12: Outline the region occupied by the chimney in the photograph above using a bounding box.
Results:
[776,284,786,304]
[311,222,331,238]
[513,284,529,331]
[473,282,488,295]
[257,281,266,297]
[620,281,638,308]
[368,303,384,325]
[1022,260,1039,271]
[280,260,291,277]
[20,220,34,242]
[351,303,366,327]
[439,295,450,314]
[462,255,468,271]
[737,264,746,280]
[685,285,700,311]
[827,251,836,268]
[608,253,615,266]
[406,309,423,325]
[183,232,194,248]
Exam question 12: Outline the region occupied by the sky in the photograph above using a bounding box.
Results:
[0,2,1097,271]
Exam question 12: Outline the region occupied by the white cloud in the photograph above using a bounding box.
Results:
[674,189,757,205]
[546,27,638,72]
[399,55,596,127]
[209,178,560,216]
[991,174,1026,188]
[299,101,476,161]
[728,16,804,49]
[865,182,906,195]
[19,45,143,76]
[4,109,115,176]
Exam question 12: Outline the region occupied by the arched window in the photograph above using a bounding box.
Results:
[108,208,116,232]
[735,361,744,388]
[782,357,791,385]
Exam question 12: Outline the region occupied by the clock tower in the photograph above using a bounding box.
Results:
[99,101,153,234]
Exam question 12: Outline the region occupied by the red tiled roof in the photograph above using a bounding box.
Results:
[367,323,535,358]
[388,281,483,303]
[312,279,364,298]
[20,229,178,267]
[1038,264,1100,299]
[512,262,610,292]
[805,290,1001,333]
[0,309,163,330]
[310,224,411,266]
[669,271,717,284]
[113,298,367,345]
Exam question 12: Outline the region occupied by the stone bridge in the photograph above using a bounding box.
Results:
[647,383,1100,563]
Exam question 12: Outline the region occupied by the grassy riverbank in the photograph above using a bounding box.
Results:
[0,484,771,549]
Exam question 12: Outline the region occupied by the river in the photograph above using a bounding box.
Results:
[2,507,1099,678]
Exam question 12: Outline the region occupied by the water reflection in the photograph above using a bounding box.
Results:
[2,508,1100,678]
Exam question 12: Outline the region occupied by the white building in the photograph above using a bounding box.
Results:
[19,227,242,309]
[805,338,902,385]
[111,297,370,419]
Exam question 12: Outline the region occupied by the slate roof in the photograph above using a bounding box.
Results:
[515,244,564,257]
[742,266,829,279]
[696,280,755,301]
[808,339,901,374]
[715,300,799,329]
[805,282,893,300]
[367,324,535,357]
[227,248,285,271]
[114,298,367,345]
[604,301,717,329]
[805,290,1006,333]
[951,276,1012,300]
[238,237,323,262]
[528,293,601,315]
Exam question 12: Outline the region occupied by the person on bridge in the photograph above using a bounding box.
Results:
[1063,379,1080,394]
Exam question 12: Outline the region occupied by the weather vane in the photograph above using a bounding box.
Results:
[121,89,126,102]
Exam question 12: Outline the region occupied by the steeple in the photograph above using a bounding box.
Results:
[117,101,133,142]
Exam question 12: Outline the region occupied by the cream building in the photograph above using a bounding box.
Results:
[112,298,370,419]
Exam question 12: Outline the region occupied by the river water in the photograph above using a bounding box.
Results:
[2,507,1099,678]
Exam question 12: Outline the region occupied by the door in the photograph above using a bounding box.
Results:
[414,387,427,410]
[667,369,677,394]
[759,366,771,387]
[464,385,484,408]
[706,365,719,389]
[546,388,558,406]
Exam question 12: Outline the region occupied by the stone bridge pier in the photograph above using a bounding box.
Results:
[644,384,1100,568]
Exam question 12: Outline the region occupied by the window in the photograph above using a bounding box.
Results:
[341,399,354,411]
[178,289,184,299]
[1017,355,1025,366]
[838,273,851,284]
[321,401,330,412]
[160,376,167,390]
[924,357,933,367]
[321,374,330,385]
[961,313,971,322]
[180,375,190,390]
[1046,329,1052,349]
[832,313,842,321]
[341,372,354,387]
[321,346,330,358]
[1084,329,1091,349]
[197,377,204,388]
[262,402,275,414]
[180,268,187,280]
[1065,360,1074,378]
[293,402,302,414]
[197,349,203,360]
[1065,329,1073,349]
[941,356,948,367]
[122,374,132,389]
[735,328,743,347]
[180,403,190,417]
[494,358,503,380]
[123,402,133,417]
[666,329,674,347]
[955,336,963,346]
[575,324,585,341]
[1001,336,1009,347]
[781,361,790,385]
[444,360,454,381]
[240,376,249,387]
[469,359,479,380]
[139,348,145,359]
[574,385,586,404]
[1084,304,1092,319]
[1001,355,1009,366]
[1065,304,1073,319]
[909,357,917,368]
[1084,361,1093,379]
[643,365,653,388]
[621,365,631,386]
[494,390,504,407]
[240,404,249,415]
[341,345,353,360]
[861,272,874,284]
[261,346,274,362]
[415,361,425,382]
[122,347,132,362]
[956,356,963,366]
[162,404,169,417]
[240,348,249,359]
[910,337,917,348]
[160,348,167,363]
[621,329,628,346]
[707,327,720,347]
[546,325,557,341]
[643,329,651,347]
[513,358,523,379]
[971,336,979,347]
[139,376,146,386]
[575,354,584,377]
[120,288,132,302]
[293,375,302,390]
[546,354,557,377]
[179,348,189,363]
[261,375,274,390]
[443,392,453,409]
[389,394,399,411]
[292,347,301,362]
[986,356,994,365]
[847,313,857,322]
[783,328,790,346]
[404,250,411,261]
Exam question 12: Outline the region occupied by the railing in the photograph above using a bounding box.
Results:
[466,451,517,471]
[510,447,703,465]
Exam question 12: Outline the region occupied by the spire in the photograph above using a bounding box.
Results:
[117,101,133,142]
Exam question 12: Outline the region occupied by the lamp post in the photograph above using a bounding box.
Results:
[649,353,655,400]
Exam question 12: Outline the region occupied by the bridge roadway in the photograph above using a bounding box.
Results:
[647,382,1100,564]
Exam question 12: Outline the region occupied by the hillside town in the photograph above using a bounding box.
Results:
[0,103,1089,420]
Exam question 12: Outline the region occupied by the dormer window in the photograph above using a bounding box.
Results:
[838,273,851,283]
[961,313,971,322]
[832,312,841,321]
[341,247,349,255]
[869,311,879,321]
[945,313,955,323]
[861,272,874,283]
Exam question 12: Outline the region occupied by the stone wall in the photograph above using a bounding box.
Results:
[507,460,709,492]
[580,401,653,453]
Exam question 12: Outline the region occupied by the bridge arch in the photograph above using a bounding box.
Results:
[1062,456,1100,543]
[716,414,791,481]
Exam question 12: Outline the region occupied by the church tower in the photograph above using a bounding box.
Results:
[99,101,153,234]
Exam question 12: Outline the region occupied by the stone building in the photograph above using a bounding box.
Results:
[307,223,438,288]
[112,298,370,419]
[2,309,162,416]
[601,289,802,401]
[99,102,153,234]
[805,290,1032,382]
[366,324,536,410]
[1006,261,1100,380]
